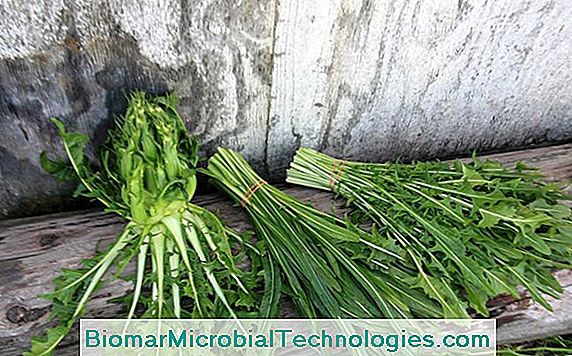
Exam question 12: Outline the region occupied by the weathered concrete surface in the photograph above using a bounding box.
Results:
[0,0,275,218]
[1,0,572,218]
[267,0,572,176]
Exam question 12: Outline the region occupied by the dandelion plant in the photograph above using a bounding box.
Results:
[29,93,277,355]
[205,147,453,319]
[287,147,572,316]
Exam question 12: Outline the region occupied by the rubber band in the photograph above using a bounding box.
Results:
[330,160,347,191]
[335,160,346,184]
[241,179,268,207]
[329,160,340,190]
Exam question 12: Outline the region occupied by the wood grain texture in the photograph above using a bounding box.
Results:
[495,269,572,344]
[0,144,571,354]
[267,0,572,177]
[0,0,275,218]
[0,189,335,355]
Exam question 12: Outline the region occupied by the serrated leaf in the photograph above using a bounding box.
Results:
[24,324,71,356]
[39,152,76,183]
[406,272,469,318]
[530,198,571,219]
[479,203,517,228]
[518,230,552,255]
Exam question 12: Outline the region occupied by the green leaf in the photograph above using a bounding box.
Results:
[51,118,89,171]
[24,324,70,356]
[530,198,571,219]
[518,230,552,255]
[465,283,490,316]
[479,203,517,228]
[39,152,76,183]
[259,253,282,318]
[406,272,469,318]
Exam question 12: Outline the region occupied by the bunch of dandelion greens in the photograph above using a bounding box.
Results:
[28,93,277,355]
[205,147,455,319]
[287,147,572,316]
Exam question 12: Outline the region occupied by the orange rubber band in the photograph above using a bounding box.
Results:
[329,160,346,191]
[335,160,346,184]
[329,160,340,190]
[241,179,268,207]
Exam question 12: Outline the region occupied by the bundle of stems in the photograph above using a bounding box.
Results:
[30,93,275,355]
[205,147,455,319]
[499,335,572,355]
[288,147,572,316]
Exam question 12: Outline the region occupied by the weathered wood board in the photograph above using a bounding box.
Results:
[1,0,572,218]
[1,143,572,355]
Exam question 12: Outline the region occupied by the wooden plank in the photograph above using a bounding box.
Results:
[0,0,276,219]
[495,269,572,344]
[0,189,337,355]
[0,143,572,355]
[267,0,572,178]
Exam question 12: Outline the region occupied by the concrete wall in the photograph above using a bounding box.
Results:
[0,0,571,218]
